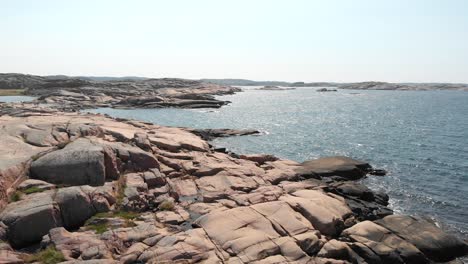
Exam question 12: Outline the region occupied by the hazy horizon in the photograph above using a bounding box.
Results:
[1,0,468,83]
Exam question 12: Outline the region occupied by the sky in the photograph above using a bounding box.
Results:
[1,0,468,83]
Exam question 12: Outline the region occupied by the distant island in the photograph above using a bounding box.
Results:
[202,78,468,91]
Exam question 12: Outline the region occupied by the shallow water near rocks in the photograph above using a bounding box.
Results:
[0,95,36,103]
[89,87,468,240]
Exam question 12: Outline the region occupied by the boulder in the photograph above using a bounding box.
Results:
[55,187,96,229]
[142,169,166,188]
[296,156,371,180]
[376,215,468,262]
[0,192,62,248]
[30,138,110,186]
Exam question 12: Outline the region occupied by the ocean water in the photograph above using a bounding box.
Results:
[0,95,36,103]
[89,87,468,239]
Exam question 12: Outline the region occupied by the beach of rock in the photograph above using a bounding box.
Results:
[0,101,467,263]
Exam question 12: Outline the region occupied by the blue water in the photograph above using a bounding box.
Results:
[89,87,468,239]
[0,95,36,103]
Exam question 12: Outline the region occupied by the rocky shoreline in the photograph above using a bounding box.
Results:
[0,73,240,111]
[0,101,467,263]
[0,75,467,263]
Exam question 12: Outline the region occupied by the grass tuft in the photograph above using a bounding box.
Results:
[158,200,175,211]
[85,210,139,234]
[9,192,21,202]
[22,186,45,194]
[25,246,65,264]
[86,221,109,234]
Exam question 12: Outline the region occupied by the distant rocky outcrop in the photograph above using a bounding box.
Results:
[201,78,468,91]
[0,103,466,263]
[257,85,296,91]
[317,88,338,92]
[338,81,468,91]
[0,73,240,111]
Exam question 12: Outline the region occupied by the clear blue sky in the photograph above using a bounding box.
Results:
[1,0,467,82]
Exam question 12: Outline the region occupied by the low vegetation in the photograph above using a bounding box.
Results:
[9,191,21,202]
[0,89,25,96]
[158,200,175,211]
[25,246,65,264]
[85,210,139,234]
[22,186,45,194]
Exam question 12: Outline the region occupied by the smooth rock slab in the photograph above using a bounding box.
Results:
[342,220,428,263]
[280,190,352,236]
[376,215,468,262]
[295,156,372,180]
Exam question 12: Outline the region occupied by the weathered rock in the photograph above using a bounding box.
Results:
[30,138,109,186]
[142,169,166,188]
[280,190,352,236]
[195,206,282,262]
[48,227,112,261]
[317,239,365,263]
[55,187,96,230]
[17,179,55,192]
[190,128,260,141]
[343,220,428,263]
[376,215,468,262]
[296,156,372,180]
[0,192,62,248]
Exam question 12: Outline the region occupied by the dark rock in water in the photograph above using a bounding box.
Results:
[317,88,338,92]
[189,128,260,141]
[369,169,387,176]
[376,215,468,262]
[296,156,372,180]
[213,147,227,153]
[256,85,296,91]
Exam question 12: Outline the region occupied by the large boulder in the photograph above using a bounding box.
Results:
[295,156,372,180]
[30,138,104,186]
[0,192,62,248]
[30,138,118,186]
[376,215,468,262]
[55,187,96,229]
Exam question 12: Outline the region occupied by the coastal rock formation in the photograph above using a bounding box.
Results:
[0,73,240,111]
[0,104,467,262]
[256,85,296,91]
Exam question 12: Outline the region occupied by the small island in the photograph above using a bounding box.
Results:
[317,88,338,92]
[256,85,296,91]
